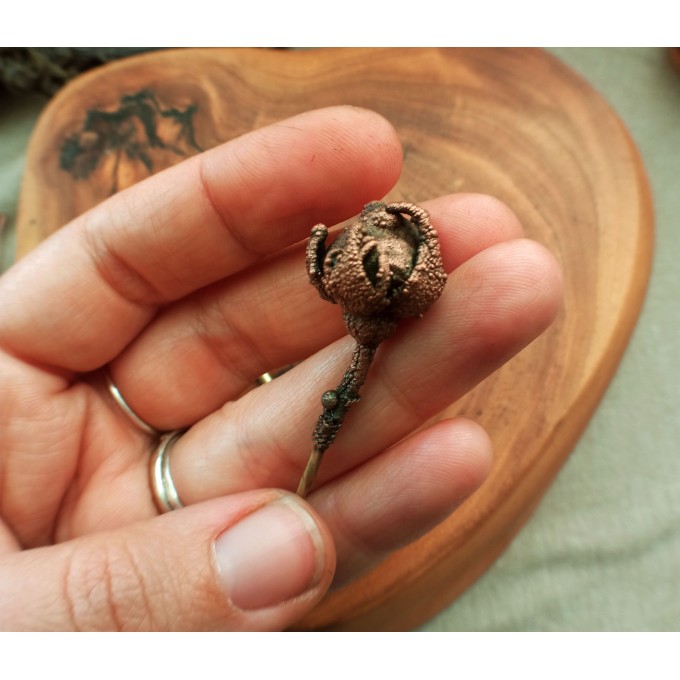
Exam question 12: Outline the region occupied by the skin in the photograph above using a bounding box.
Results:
[0,106,563,631]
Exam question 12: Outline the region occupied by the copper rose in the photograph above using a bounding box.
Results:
[306,201,447,345]
[296,202,447,497]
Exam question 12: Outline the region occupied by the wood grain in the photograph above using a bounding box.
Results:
[15,48,654,630]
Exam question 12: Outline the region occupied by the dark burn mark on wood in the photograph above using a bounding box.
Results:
[59,90,203,194]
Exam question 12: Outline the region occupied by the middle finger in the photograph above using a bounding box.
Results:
[107,193,523,430]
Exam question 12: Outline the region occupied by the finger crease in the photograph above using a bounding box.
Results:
[327,491,385,565]
[196,157,266,262]
[82,224,167,308]
[373,358,426,433]
[195,298,271,388]
[230,402,301,489]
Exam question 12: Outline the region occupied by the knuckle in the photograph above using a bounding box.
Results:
[62,540,160,631]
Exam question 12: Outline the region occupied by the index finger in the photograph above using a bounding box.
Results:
[0,106,402,374]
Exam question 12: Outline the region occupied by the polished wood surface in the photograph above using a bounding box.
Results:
[16,48,654,630]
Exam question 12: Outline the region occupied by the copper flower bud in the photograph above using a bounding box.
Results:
[306,201,447,345]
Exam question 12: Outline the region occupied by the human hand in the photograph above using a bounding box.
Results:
[0,106,562,631]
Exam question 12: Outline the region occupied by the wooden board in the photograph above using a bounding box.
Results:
[15,48,654,630]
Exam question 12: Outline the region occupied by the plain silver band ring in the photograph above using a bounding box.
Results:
[150,430,185,513]
[106,370,160,437]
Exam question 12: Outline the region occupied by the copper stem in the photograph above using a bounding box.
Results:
[296,446,323,498]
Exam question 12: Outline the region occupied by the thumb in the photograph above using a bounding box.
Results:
[0,490,335,631]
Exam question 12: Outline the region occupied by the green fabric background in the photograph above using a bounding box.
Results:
[1,48,678,631]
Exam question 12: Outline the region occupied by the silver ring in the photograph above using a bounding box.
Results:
[150,430,185,513]
[106,370,160,436]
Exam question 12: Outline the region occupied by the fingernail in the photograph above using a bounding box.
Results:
[214,495,324,610]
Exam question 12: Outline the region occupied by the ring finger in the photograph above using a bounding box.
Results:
[165,235,562,502]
